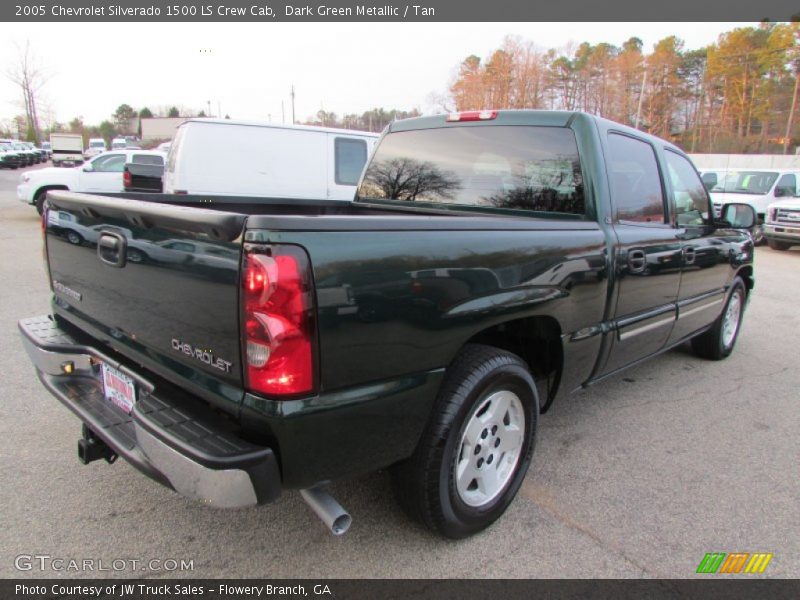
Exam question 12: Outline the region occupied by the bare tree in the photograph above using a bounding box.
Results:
[6,41,50,144]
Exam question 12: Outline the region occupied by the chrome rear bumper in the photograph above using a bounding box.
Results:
[19,315,281,509]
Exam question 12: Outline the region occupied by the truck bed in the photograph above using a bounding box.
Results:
[42,189,608,486]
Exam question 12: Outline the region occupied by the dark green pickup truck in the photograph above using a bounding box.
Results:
[20,111,757,538]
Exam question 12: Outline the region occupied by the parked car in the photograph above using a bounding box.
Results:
[155,141,171,154]
[123,152,165,193]
[1,140,38,166]
[0,142,23,169]
[41,141,52,160]
[111,137,127,150]
[50,133,84,168]
[699,168,800,245]
[22,142,45,163]
[764,196,800,250]
[17,149,166,213]
[20,110,756,539]
[84,137,107,160]
[163,118,379,200]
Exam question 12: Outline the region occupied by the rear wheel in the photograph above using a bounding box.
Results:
[767,239,791,251]
[691,277,747,360]
[65,231,83,245]
[391,344,538,538]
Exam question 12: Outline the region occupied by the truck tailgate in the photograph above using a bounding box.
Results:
[44,191,247,410]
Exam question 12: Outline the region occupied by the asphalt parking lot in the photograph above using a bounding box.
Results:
[0,163,797,579]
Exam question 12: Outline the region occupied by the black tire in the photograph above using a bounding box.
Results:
[767,239,791,251]
[691,277,747,360]
[391,344,538,538]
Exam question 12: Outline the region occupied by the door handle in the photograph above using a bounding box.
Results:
[97,231,127,267]
[627,249,647,273]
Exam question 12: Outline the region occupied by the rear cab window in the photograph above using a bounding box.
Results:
[131,154,164,166]
[357,126,585,218]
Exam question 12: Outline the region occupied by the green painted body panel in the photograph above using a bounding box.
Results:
[39,111,755,488]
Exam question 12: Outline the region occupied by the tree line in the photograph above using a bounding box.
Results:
[448,23,800,154]
[303,107,422,132]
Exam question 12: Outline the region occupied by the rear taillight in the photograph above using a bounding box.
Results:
[241,244,316,397]
[123,170,132,188]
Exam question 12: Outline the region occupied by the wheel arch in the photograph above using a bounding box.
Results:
[458,315,564,413]
[34,184,69,200]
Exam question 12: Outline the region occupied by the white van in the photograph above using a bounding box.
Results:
[699,168,800,244]
[111,137,128,150]
[163,119,379,200]
[84,138,107,160]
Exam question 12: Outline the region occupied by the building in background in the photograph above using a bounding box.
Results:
[140,117,187,141]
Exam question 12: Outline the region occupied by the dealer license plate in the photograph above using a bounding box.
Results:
[101,363,136,414]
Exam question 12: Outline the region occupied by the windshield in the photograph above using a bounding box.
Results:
[357,125,585,217]
[710,171,778,195]
[90,141,105,148]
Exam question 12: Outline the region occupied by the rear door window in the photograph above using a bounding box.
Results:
[607,133,665,225]
[92,154,126,172]
[334,137,368,185]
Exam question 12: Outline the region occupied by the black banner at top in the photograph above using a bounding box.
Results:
[2,0,800,22]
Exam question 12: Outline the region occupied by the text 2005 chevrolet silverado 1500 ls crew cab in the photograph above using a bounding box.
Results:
[20,111,757,539]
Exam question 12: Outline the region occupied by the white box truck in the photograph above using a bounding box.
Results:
[163,119,379,200]
[50,133,84,167]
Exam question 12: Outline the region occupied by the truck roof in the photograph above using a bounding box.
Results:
[180,118,380,138]
[388,109,685,155]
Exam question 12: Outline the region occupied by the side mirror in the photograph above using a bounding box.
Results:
[82,163,94,172]
[774,187,788,198]
[718,203,756,230]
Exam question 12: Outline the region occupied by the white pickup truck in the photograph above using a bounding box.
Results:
[765,197,800,250]
[18,149,166,214]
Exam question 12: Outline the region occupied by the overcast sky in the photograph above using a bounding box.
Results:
[0,22,747,128]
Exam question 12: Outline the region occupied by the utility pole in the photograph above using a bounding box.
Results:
[783,71,799,155]
[207,100,211,117]
[634,66,647,130]
[290,85,296,124]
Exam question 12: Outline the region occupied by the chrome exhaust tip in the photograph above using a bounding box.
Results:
[300,487,351,536]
